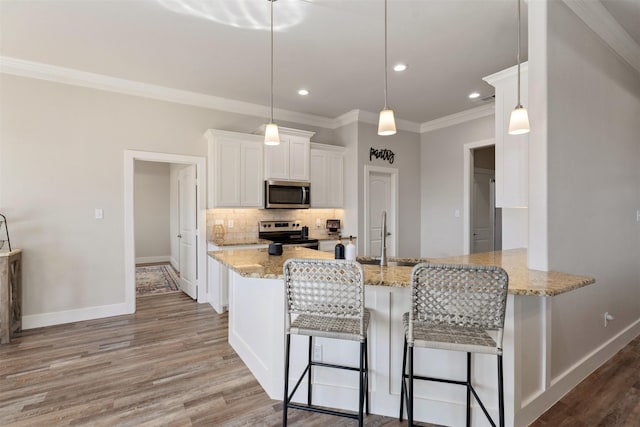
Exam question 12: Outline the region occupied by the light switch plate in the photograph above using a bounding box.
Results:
[228,219,234,228]
[95,208,104,220]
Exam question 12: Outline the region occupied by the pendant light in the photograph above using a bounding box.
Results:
[378,0,396,136]
[508,0,530,135]
[264,0,280,145]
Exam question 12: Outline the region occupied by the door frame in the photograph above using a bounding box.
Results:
[463,139,494,255]
[363,165,399,257]
[124,150,207,313]
[471,167,496,253]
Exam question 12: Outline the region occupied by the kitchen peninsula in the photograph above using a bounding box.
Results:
[208,247,595,426]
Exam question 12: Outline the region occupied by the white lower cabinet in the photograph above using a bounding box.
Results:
[207,242,269,313]
[310,143,345,208]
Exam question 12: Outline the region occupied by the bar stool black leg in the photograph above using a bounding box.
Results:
[364,337,370,415]
[358,341,365,427]
[466,352,471,427]
[399,336,407,421]
[408,345,414,427]
[498,354,505,427]
[283,334,291,427]
[307,336,313,405]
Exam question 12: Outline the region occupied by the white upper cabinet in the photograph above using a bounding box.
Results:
[483,62,529,208]
[310,143,345,208]
[205,129,264,208]
[263,127,314,182]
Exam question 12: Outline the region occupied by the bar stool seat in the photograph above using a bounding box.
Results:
[283,258,369,427]
[402,312,499,354]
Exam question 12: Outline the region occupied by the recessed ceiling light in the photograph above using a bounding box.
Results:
[468,92,481,99]
[297,89,310,96]
[393,64,407,72]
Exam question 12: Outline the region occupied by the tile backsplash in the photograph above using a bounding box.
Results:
[206,209,345,241]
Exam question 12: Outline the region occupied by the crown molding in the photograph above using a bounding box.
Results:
[0,56,335,129]
[2,55,470,135]
[483,62,529,86]
[563,0,640,74]
[420,104,495,134]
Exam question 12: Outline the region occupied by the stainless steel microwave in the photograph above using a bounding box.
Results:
[264,180,310,209]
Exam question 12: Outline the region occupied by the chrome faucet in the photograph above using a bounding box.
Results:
[380,211,388,266]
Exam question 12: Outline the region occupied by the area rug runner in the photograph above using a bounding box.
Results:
[136,264,180,296]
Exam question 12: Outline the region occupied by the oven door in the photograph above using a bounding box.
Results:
[265,180,311,209]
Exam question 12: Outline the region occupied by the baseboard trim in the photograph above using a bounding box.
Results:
[22,302,131,329]
[135,255,171,264]
[518,318,640,426]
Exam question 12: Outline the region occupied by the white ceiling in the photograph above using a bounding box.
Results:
[0,0,637,126]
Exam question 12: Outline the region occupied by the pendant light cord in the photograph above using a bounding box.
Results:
[383,0,389,109]
[270,0,274,123]
[516,0,521,107]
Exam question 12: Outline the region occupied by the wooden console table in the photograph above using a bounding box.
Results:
[1,249,22,344]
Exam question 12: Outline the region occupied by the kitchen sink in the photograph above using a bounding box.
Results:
[357,258,419,267]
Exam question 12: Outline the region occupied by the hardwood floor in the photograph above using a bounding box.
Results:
[1,292,637,426]
[530,334,640,427]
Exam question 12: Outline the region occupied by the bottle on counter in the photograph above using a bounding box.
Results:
[345,235,356,261]
[334,235,345,260]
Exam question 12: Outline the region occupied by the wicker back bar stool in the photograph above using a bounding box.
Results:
[399,263,509,427]
[283,258,370,427]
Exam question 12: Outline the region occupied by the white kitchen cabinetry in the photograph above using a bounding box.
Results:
[483,63,529,208]
[310,143,345,208]
[263,127,314,181]
[207,241,268,313]
[206,129,264,208]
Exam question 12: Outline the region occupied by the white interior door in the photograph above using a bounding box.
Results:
[471,169,494,253]
[365,169,397,257]
[178,165,197,299]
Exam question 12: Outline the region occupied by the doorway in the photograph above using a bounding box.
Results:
[124,151,206,314]
[463,141,501,254]
[364,165,398,257]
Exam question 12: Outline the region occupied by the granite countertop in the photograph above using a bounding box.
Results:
[208,238,272,247]
[208,247,595,297]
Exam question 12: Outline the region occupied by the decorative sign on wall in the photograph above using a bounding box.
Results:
[370,147,395,164]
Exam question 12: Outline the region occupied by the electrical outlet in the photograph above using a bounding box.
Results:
[316,218,321,228]
[604,312,614,327]
[227,219,234,228]
[215,219,224,225]
[313,344,322,361]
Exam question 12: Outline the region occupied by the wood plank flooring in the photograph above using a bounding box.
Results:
[1,292,637,426]
[0,293,436,426]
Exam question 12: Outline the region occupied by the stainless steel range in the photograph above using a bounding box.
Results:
[258,220,319,250]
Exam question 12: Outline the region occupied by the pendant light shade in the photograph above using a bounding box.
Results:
[264,0,280,145]
[378,0,396,136]
[264,122,280,145]
[378,109,397,135]
[508,0,530,135]
[508,106,530,135]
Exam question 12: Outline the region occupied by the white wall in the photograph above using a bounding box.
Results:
[0,73,335,323]
[134,160,170,262]
[543,1,640,378]
[420,115,494,257]
[358,122,421,258]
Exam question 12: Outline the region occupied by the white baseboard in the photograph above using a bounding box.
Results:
[22,302,131,329]
[135,255,171,264]
[518,318,640,426]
